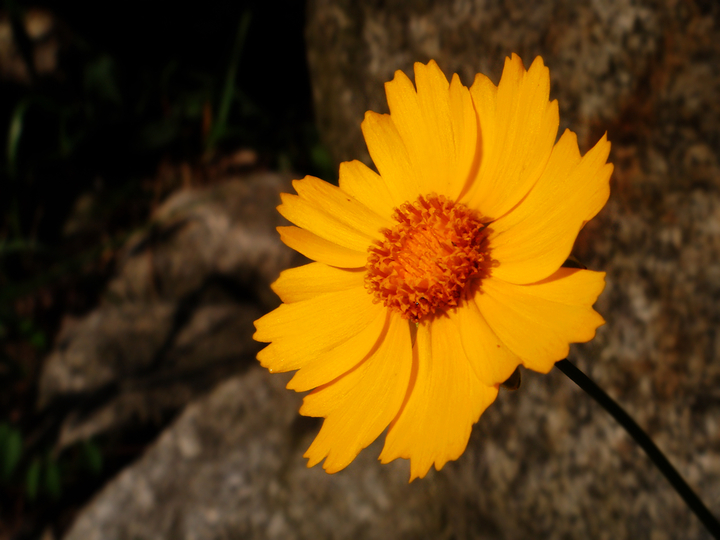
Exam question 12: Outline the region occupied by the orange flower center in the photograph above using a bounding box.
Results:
[365,194,492,322]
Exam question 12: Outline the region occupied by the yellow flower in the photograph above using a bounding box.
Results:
[254,54,613,480]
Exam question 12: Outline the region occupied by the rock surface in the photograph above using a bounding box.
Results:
[64,368,443,540]
[39,172,299,449]
[61,1,720,539]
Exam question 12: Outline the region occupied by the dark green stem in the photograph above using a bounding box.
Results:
[555,359,720,539]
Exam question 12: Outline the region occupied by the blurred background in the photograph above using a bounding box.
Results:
[1,0,720,539]
[0,0,324,537]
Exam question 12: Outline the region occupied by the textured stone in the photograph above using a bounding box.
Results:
[107,171,297,307]
[308,0,669,167]
[303,0,720,538]
[40,302,176,402]
[63,368,440,540]
[39,172,299,448]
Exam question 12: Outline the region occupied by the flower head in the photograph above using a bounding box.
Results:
[254,54,613,480]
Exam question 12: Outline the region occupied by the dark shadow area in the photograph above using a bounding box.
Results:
[0,1,321,538]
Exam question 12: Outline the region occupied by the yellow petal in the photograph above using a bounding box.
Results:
[463,55,559,220]
[278,176,389,252]
[379,317,498,480]
[447,72,482,199]
[338,160,395,219]
[381,68,433,200]
[383,61,478,201]
[460,71,496,204]
[451,296,521,387]
[361,111,416,207]
[253,285,383,373]
[489,130,613,284]
[271,263,365,304]
[287,308,389,392]
[301,312,413,473]
[278,226,367,268]
[476,270,606,374]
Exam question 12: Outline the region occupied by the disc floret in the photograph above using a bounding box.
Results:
[365,194,492,322]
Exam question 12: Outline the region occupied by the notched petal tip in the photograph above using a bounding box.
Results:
[251,327,266,344]
[385,68,415,96]
[527,55,548,76]
[276,192,297,211]
[290,175,315,192]
[303,444,326,469]
[506,52,525,70]
[422,58,441,70]
[414,58,450,87]
[506,53,545,71]
[252,314,273,344]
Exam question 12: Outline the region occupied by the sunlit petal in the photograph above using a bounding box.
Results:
[477,269,606,374]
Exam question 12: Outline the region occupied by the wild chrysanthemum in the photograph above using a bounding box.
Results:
[253,54,613,480]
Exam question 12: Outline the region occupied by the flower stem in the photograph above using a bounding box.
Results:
[555,359,720,539]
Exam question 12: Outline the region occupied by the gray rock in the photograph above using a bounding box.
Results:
[40,302,176,402]
[63,368,442,540]
[39,172,299,448]
[107,171,297,307]
[52,303,262,450]
[306,0,665,167]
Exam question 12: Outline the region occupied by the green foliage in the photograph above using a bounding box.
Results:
[25,456,41,501]
[83,55,122,105]
[205,10,252,153]
[0,432,104,502]
[18,451,64,501]
[0,423,23,479]
[43,455,61,499]
[18,318,46,351]
[82,440,103,474]
[6,99,29,178]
